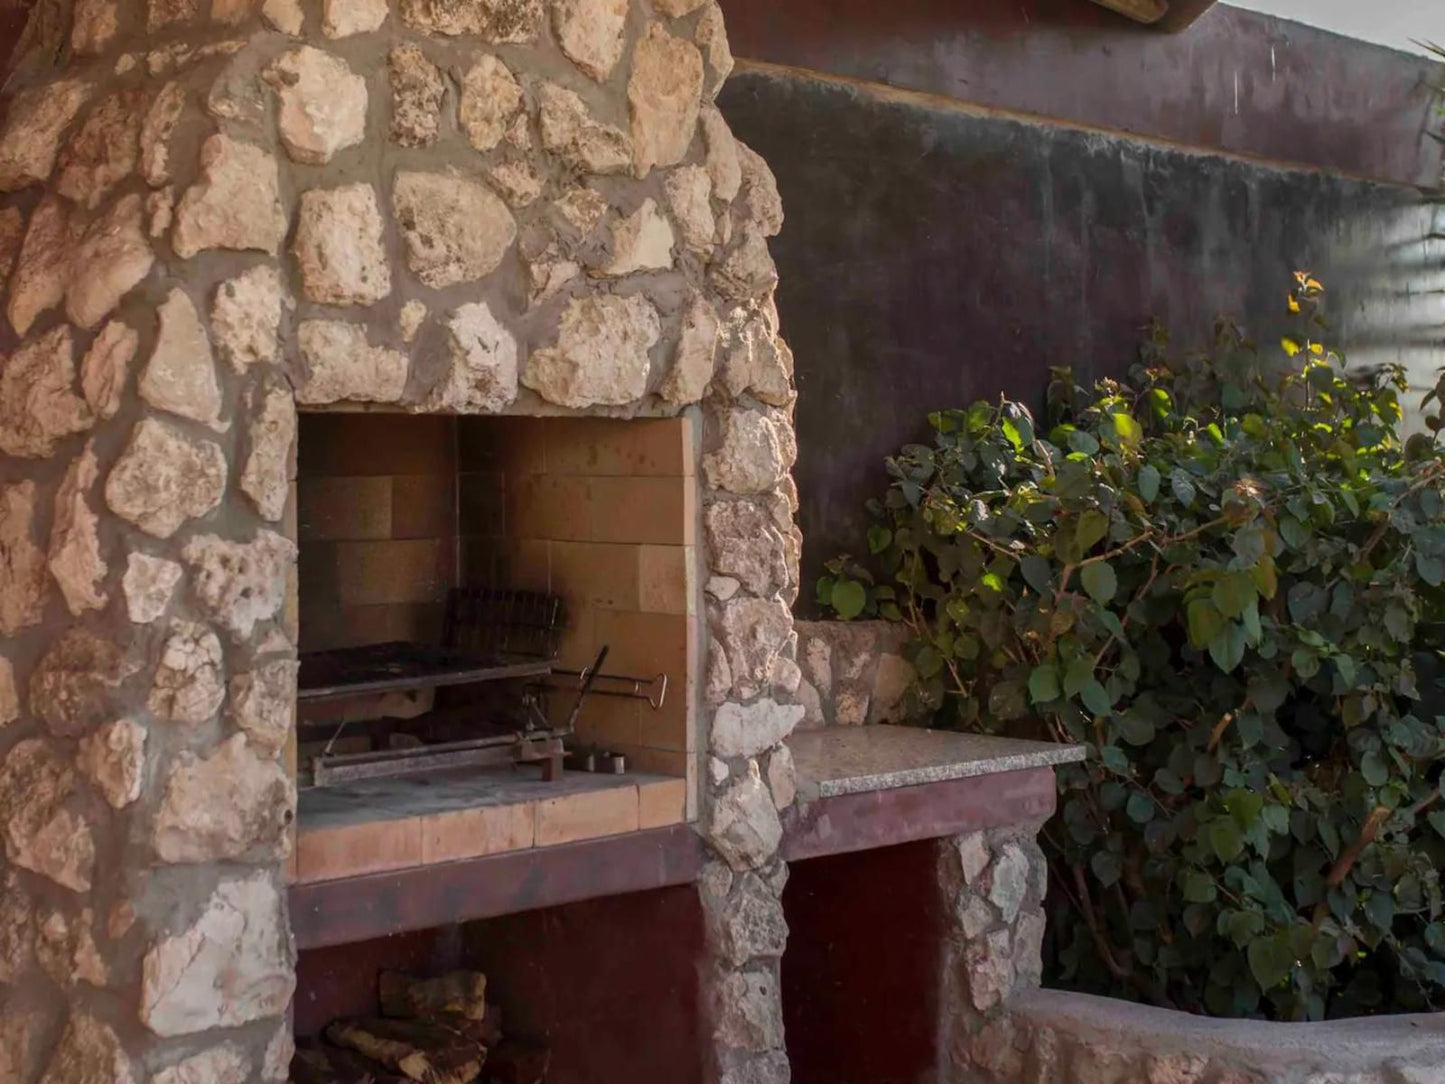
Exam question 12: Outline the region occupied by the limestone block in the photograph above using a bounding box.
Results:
[694,3,733,98]
[0,870,33,982]
[538,82,632,174]
[123,553,183,623]
[297,320,410,405]
[706,644,732,708]
[267,47,368,165]
[1013,910,1046,989]
[183,531,296,641]
[29,628,138,739]
[140,874,295,1036]
[703,409,789,495]
[153,733,294,862]
[705,499,788,596]
[765,744,795,809]
[652,0,705,14]
[601,198,675,275]
[706,873,788,967]
[212,265,288,372]
[77,718,147,809]
[80,320,137,420]
[242,385,297,522]
[424,302,519,413]
[155,1047,250,1084]
[709,760,782,870]
[37,1012,134,1084]
[719,311,791,407]
[716,596,791,698]
[0,657,17,728]
[263,1024,296,1082]
[67,193,156,330]
[523,293,660,407]
[399,0,542,39]
[230,659,299,757]
[55,90,144,209]
[487,159,544,208]
[0,1002,43,1082]
[72,0,120,52]
[700,105,742,202]
[174,134,287,258]
[713,968,784,1053]
[459,55,523,151]
[140,81,186,187]
[737,144,784,240]
[628,23,704,177]
[662,294,719,404]
[295,183,392,305]
[553,0,628,81]
[957,895,996,940]
[147,0,200,31]
[149,621,225,725]
[711,231,778,303]
[0,80,91,193]
[262,0,304,31]
[0,481,48,636]
[965,927,1014,1012]
[955,831,991,885]
[140,289,225,429]
[323,0,387,35]
[0,739,95,892]
[710,698,802,760]
[105,417,227,538]
[0,206,22,282]
[6,197,74,336]
[665,164,716,251]
[554,184,610,235]
[48,444,108,617]
[389,45,445,146]
[393,170,517,288]
[398,299,424,341]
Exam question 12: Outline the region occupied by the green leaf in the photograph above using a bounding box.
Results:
[1360,750,1389,787]
[1248,936,1294,991]
[1363,891,1396,932]
[1209,819,1244,862]
[1080,680,1114,718]
[1115,712,1156,747]
[1225,910,1265,948]
[1100,744,1130,774]
[1208,623,1247,674]
[1000,418,1025,452]
[1019,555,1053,595]
[1416,552,1445,587]
[832,579,867,620]
[1126,791,1155,824]
[1187,600,1225,649]
[1075,510,1110,554]
[1212,572,1257,620]
[1182,870,1217,904]
[1137,464,1161,503]
[1091,851,1123,888]
[1080,561,1118,605]
[1110,412,1142,445]
[1171,469,1197,507]
[1028,664,1061,704]
[867,525,893,554]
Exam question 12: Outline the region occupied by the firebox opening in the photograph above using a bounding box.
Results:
[289,411,700,886]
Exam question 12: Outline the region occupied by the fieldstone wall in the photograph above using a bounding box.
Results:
[794,618,916,729]
[0,0,803,1077]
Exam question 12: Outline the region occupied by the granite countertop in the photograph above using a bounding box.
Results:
[788,725,1086,800]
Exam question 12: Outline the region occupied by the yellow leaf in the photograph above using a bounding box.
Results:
[1309,343,1324,357]
[1287,295,1301,313]
[1281,338,1301,357]
[1306,278,1324,293]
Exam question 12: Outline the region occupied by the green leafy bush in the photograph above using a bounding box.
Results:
[824,276,1445,1019]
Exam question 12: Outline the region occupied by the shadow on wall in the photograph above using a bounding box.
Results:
[717,68,1444,604]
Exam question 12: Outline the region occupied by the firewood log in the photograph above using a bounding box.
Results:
[290,1045,409,1084]
[379,970,489,1022]
[485,1038,550,1084]
[326,1018,486,1084]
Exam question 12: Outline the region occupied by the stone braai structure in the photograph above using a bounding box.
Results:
[0,0,800,1076]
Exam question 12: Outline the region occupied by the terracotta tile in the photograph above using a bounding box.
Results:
[298,476,393,542]
[638,545,694,615]
[457,416,548,473]
[637,778,687,830]
[392,475,457,539]
[299,414,456,477]
[547,417,692,477]
[509,475,593,542]
[534,784,639,847]
[591,476,694,546]
[421,801,535,864]
[550,541,641,611]
[591,610,692,683]
[553,605,598,675]
[333,539,448,606]
[295,817,423,883]
[573,696,640,750]
[636,687,692,753]
[301,602,447,653]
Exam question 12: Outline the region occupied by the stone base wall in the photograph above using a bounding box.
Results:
[793,619,916,729]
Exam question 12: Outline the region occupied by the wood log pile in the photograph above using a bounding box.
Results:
[293,970,551,1084]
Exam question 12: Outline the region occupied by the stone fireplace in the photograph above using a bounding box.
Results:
[0,0,803,1077]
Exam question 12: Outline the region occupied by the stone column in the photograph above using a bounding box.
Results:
[0,0,799,1079]
[938,824,1052,1082]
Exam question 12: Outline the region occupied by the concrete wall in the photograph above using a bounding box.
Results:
[714,0,1445,602]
